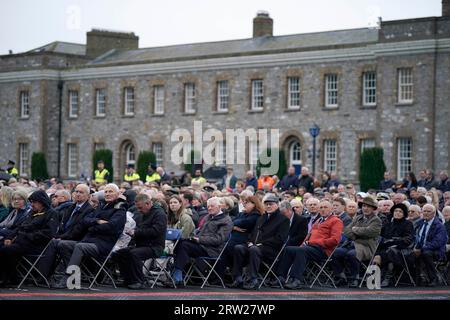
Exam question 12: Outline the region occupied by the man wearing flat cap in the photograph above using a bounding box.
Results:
[0,190,57,286]
[231,194,289,290]
[332,196,381,287]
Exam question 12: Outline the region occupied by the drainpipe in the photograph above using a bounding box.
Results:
[430,20,438,172]
[57,80,63,178]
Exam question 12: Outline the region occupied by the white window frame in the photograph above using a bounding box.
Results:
[398,68,414,104]
[217,81,229,112]
[125,143,136,165]
[152,143,163,167]
[324,140,337,173]
[67,143,78,178]
[287,77,301,109]
[18,143,29,177]
[184,83,196,114]
[124,87,135,116]
[360,138,376,154]
[325,74,338,108]
[69,90,78,118]
[290,141,302,166]
[397,138,412,181]
[20,91,30,118]
[153,85,165,115]
[362,72,377,106]
[95,89,106,117]
[251,79,264,111]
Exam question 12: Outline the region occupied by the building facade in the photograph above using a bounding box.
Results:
[1,4,450,183]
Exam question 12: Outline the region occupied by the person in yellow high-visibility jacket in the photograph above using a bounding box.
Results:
[145,164,161,184]
[191,169,206,186]
[123,163,140,183]
[94,160,110,185]
[6,160,18,178]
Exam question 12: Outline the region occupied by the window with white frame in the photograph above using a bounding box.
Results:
[95,89,106,117]
[249,140,260,171]
[20,91,30,118]
[124,87,135,116]
[125,143,136,165]
[67,143,78,178]
[18,143,29,177]
[153,85,165,115]
[152,143,163,167]
[290,141,302,166]
[94,143,105,151]
[217,81,229,112]
[184,83,196,113]
[69,90,78,118]
[397,138,412,180]
[324,139,337,173]
[251,80,264,110]
[325,74,338,108]
[288,77,300,109]
[398,68,413,104]
[363,72,377,106]
[360,138,376,154]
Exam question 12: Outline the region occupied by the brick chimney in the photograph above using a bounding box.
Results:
[253,11,273,37]
[86,29,139,58]
[443,0,450,16]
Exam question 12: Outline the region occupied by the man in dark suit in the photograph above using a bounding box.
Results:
[38,183,94,280]
[414,204,448,286]
[280,201,308,246]
[231,194,290,290]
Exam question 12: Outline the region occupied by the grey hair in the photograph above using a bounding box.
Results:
[207,196,221,207]
[279,200,292,212]
[105,183,119,193]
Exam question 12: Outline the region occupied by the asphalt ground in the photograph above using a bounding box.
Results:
[1,284,449,300]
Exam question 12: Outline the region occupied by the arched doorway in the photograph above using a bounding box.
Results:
[289,141,302,175]
[119,140,137,175]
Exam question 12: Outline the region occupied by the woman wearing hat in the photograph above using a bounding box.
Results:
[374,202,415,287]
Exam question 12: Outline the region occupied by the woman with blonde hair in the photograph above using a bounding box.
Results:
[0,186,14,223]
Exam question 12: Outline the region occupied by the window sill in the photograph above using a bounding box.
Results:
[213,110,229,115]
[395,102,414,107]
[248,109,264,113]
[323,106,339,111]
[94,115,106,119]
[122,114,135,118]
[360,105,377,110]
[182,112,197,116]
[151,113,165,117]
[285,107,301,112]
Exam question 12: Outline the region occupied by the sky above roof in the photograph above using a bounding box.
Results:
[0,0,442,55]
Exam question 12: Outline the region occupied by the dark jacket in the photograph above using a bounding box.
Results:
[250,209,290,259]
[415,217,448,259]
[445,221,450,244]
[54,201,73,215]
[245,177,258,191]
[337,212,353,227]
[298,175,314,193]
[0,206,31,239]
[133,203,167,255]
[438,177,450,193]
[380,217,415,250]
[379,179,395,191]
[229,210,260,247]
[58,202,94,241]
[279,174,299,191]
[6,208,58,250]
[287,213,308,246]
[416,215,448,258]
[197,212,233,258]
[81,199,126,257]
[191,205,208,227]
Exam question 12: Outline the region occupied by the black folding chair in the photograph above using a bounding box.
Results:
[147,228,182,288]
[17,240,53,289]
[184,235,231,289]
[258,236,290,289]
[308,245,339,289]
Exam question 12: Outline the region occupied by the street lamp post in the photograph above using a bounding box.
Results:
[309,123,320,178]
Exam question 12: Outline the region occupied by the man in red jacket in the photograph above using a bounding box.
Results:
[275,199,343,289]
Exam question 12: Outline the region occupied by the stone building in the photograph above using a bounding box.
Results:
[1,3,449,183]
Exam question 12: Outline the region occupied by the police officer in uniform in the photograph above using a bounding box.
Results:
[94,160,110,186]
